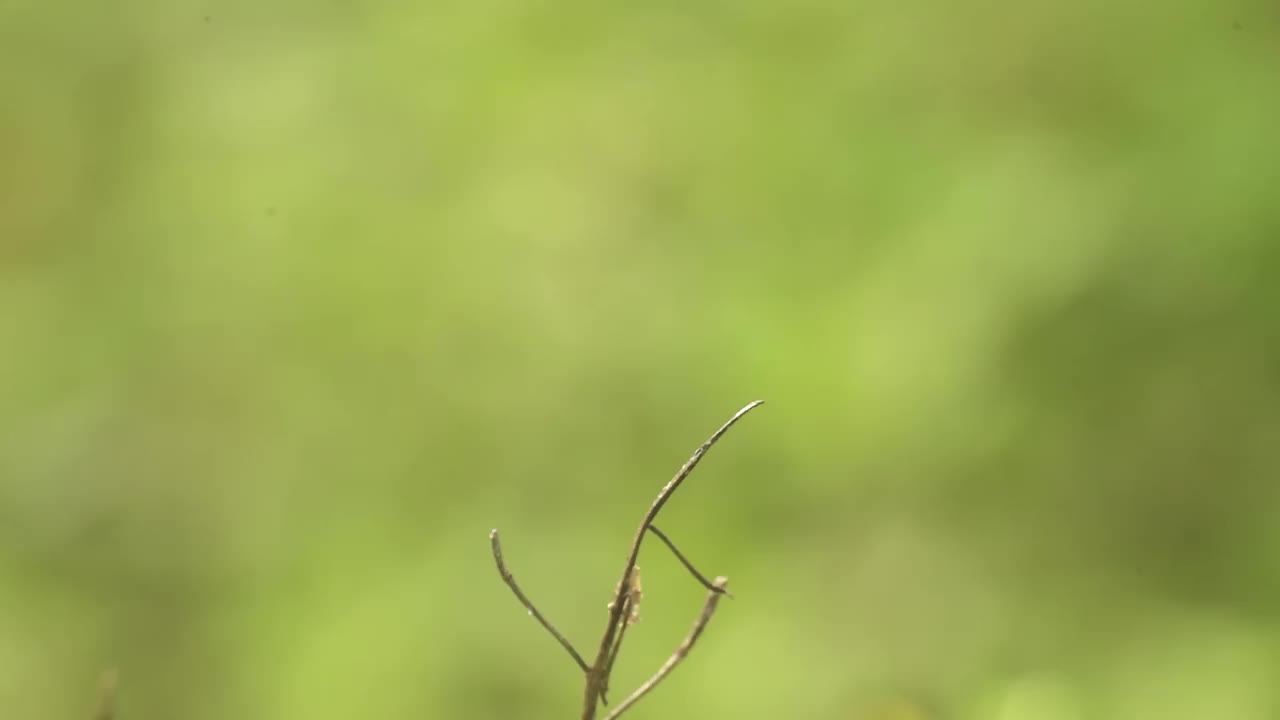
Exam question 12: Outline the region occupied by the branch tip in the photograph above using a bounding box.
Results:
[583,401,763,719]
[601,577,731,720]
[490,529,591,675]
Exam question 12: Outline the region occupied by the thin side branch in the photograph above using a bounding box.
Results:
[583,400,764,718]
[602,577,731,720]
[600,592,634,704]
[603,562,644,703]
[647,525,733,598]
[603,606,630,682]
[490,529,591,674]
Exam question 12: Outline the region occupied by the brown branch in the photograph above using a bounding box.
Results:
[603,603,630,682]
[603,562,643,701]
[600,592,634,705]
[601,577,730,720]
[647,525,733,598]
[490,529,591,674]
[94,669,118,720]
[582,400,764,719]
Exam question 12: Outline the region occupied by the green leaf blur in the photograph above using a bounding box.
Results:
[3,1,1278,718]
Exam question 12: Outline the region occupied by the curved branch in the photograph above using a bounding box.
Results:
[602,577,731,720]
[490,529,591,674]
[583,400,764,718]
[647,525,733,598]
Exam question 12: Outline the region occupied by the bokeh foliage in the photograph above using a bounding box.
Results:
[3,0,1279,718]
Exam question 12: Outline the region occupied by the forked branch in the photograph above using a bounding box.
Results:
[602,577,730,720]
[584,400,763,718]
[489,401,764,720]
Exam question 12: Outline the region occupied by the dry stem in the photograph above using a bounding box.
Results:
[601,577,730,720]
[490,529,590,674]
[583,400,763,718]
[490,401,763,720]
[647,525,732,598]
[94,670,118,720]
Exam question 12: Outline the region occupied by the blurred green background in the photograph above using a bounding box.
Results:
[3,0,1279,718]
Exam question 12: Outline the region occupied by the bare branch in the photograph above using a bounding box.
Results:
[94,669,118,720]
[599,592,633,705]
[490,529,591,674]
[647,525,733,598]
[602,560,646,704]
[602,577,731,720]
[583,400,764,719]
[603,604,630,682]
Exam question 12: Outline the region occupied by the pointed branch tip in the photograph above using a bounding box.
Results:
[601,577,731,720]
[584,401,764,718]
[490,528,591,675]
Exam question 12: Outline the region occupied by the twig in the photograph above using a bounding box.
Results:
[603,562,644,701]
[601,577,730,720]
[603,603,630,682]
[94,669,118,720]
[647,525,733,598]
[600,592,634,704]
[582,400,764,719]
[490,529,591,674]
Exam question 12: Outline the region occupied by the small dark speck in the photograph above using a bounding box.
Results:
[203,15,212,22]
[1232,20,1241,30]
[265,207,278,217]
